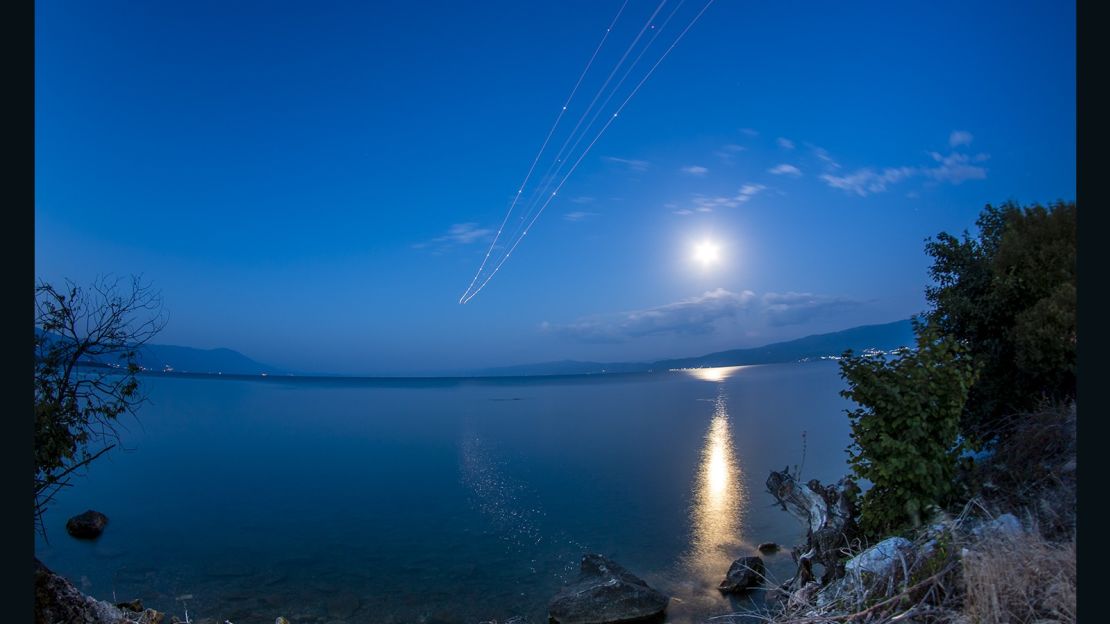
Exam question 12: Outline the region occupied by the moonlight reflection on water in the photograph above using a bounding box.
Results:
[687,388,746,583]
[656,367,750,622]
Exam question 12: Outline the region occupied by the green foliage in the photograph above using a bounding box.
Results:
[839,321,978,537]
[924,200,1076,446]
[34,276,165,537]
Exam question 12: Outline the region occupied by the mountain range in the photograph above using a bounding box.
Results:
[43,317,916,378]
[473,318,916,377]
[36,329,281,376]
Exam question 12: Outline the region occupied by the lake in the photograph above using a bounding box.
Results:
[35,361,854,624]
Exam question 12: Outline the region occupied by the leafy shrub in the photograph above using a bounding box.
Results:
[839,321,979,536]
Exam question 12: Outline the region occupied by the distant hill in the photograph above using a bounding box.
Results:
[132,344,280,375]
[36,329,280,375]
[475,318,915,377]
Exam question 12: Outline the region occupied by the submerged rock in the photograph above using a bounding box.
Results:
[35,557,126,623]
[548,554,668,624]
[718,556,765,594]
[756,542,781,554]
[66,510,109,540]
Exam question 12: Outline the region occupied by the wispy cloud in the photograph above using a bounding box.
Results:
[923,151,988,184]
[542,288,861,342]
[681,184,766,214]
[413,222,493,251]
[760,291,860,326]
[714,143,746,164]
[818,135,989,196]
[603,156,650,172]
[681,165,709,176]
[777,137,795,150]
[807,143,841,169]
[563,211,599,222]
[739,183,765,197]
[570,196,596,204]
[543,289,757,342]
[740,128,759,137]
[949,130,974,147]
[768,163,802,176]
[820,167,916,196]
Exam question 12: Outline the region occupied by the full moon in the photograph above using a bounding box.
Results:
[693,240,721,267]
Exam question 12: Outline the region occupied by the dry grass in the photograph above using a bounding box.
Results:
[961,529,1076,624]
[976,402,1076,540]
[745,503,1076,624]
[718,403,1078,624]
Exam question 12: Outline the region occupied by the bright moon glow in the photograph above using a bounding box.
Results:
[693,240,720,266]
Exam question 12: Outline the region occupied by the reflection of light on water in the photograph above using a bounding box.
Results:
[668,388,748,619]
[683,366,747,383]
[706,424,729,495]
[691,392,745,569]
[458,431,543,551]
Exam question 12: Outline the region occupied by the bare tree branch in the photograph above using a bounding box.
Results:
[34,275,165,538]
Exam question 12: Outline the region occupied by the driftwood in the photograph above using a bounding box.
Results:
[766,467,861,591]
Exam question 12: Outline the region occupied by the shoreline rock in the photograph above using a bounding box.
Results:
[718,556,765,594]
[548,554,668,624]
[35,557,125,624]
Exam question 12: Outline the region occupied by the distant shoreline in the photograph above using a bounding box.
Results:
[71,359,850,385]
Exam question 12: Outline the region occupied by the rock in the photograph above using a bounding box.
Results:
[276,618,291,624]
[140,609,165,624]
[548,554,668,624]
[66,510,109,540]
[718,556,765,594]
[971,513,1023,540]
[34,557,126,623]
[756,542,780,554]
[844,537,913,577]
[116,599,143,612]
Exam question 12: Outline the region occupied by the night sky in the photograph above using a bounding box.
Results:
[35,0,1075,374]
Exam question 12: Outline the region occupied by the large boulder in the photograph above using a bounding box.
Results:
[718,556,765,594]
[35,558,125,624]
[66,510,109,540]
[844,537,914,578]
[548,554,668,624]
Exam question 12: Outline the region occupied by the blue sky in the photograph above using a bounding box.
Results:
[35,0,1075,375]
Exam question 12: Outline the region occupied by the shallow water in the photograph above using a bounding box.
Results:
[35,361,853,624]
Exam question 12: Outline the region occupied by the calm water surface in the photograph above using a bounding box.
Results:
[36,361,853,624]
